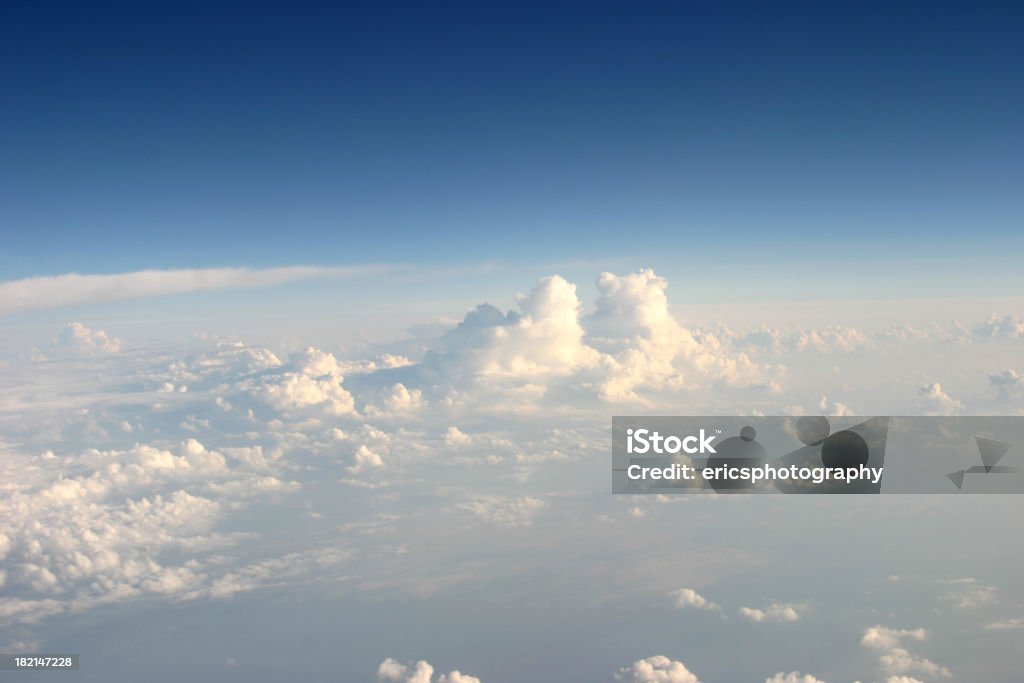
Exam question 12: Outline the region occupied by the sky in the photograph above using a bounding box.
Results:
[1,3,1024,683]
[2,2,1023,280]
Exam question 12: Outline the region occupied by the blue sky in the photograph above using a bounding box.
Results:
[3,1,1022,283]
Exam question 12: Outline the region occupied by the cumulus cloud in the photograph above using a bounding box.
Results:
[984,618,1024,630]
[739,603,802,623]
[938,578,996,609]
[725,325,871,355]
[419,270,768,405]
[588,270,762,401]
[252,347,356,416]
[0,265,388,316]
[52,322,122,354]
[989,369,1023,398]
[916,383,963,416]
[377,658,482,683]
[428,275,599,380]
[861,626,950,679]
[765,673,827,683]
[455,496,547,527]
[0,435,309,626]
[670,588,720,611]
[365,383,425,416]
[348,445,385,473]
[615,655,700,683]
[974,314,1024,339]
[444,427,472,447]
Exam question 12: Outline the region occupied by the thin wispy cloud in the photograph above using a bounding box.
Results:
[0,265,392,316]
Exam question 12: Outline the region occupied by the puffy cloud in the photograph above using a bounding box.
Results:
[916,383,963,416]
[0,434,309,626]
[861,627,927,651]
[366,383,425,416]
[861,626,950,679]
[765,673,827,683]
[377,658,482,683]
[293,346,343,377]
[419,270,766,405]
[974,314,1024,339]
[989,369,1023,398]
[253,347,355,416]
[941,578,996,609]
[51,322,121,355]
[739,603,802,623]
[817,396,854,417]
[670,588,720,611]
[444,427,472,447]
[615,655,700,683]
[455,496,547,527]
[431,275,599,380]
[725,325,871,355]
[348,445,385,473]
[984,618,1024,630]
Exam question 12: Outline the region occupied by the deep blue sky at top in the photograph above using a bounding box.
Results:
[2,1,1022,279]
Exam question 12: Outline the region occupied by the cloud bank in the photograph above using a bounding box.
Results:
[0,265,388,316]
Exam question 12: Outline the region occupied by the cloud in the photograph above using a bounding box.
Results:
[0,265,392,316]
[377,658,482,683]
[765,673,827,683]
[0,432,313,626]
[52,322,121,354]
[615,655,700,683]
[455,496,548,527]
[250,347,356,416]
[974,314,1024,339]
[739,603,802,623]
[989,369,1024,398]
[348,445,385,473]
[428,275,600,381]
[670,588,720,611]
[916,383,963,416]
[723,325,871,355]
[941,578,996,609]
[984,618,1024,630]
[419,270,768,405]
[861,626,950,679]
[444,427,472,447]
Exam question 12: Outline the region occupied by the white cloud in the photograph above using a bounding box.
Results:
[861,627,928,651]
[861,626,950,679]
[739,603,802,623]
[365,383,425,416]
[974,314,1024,339]
[615,655,700,683]
[984,618,1024,630]
[252,347,355,416]
[444,427,472,446]
[432,275,599,380]
[941,578,996,609]
[377,658,482,683]
[52,322,121,354]
[989,369,1024,398]
[916,383,963,416]
[348,445,385,473]
[670,588,720,611]
[0,265,388,316]
[765,673,827,683]
[455,496,547,527]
